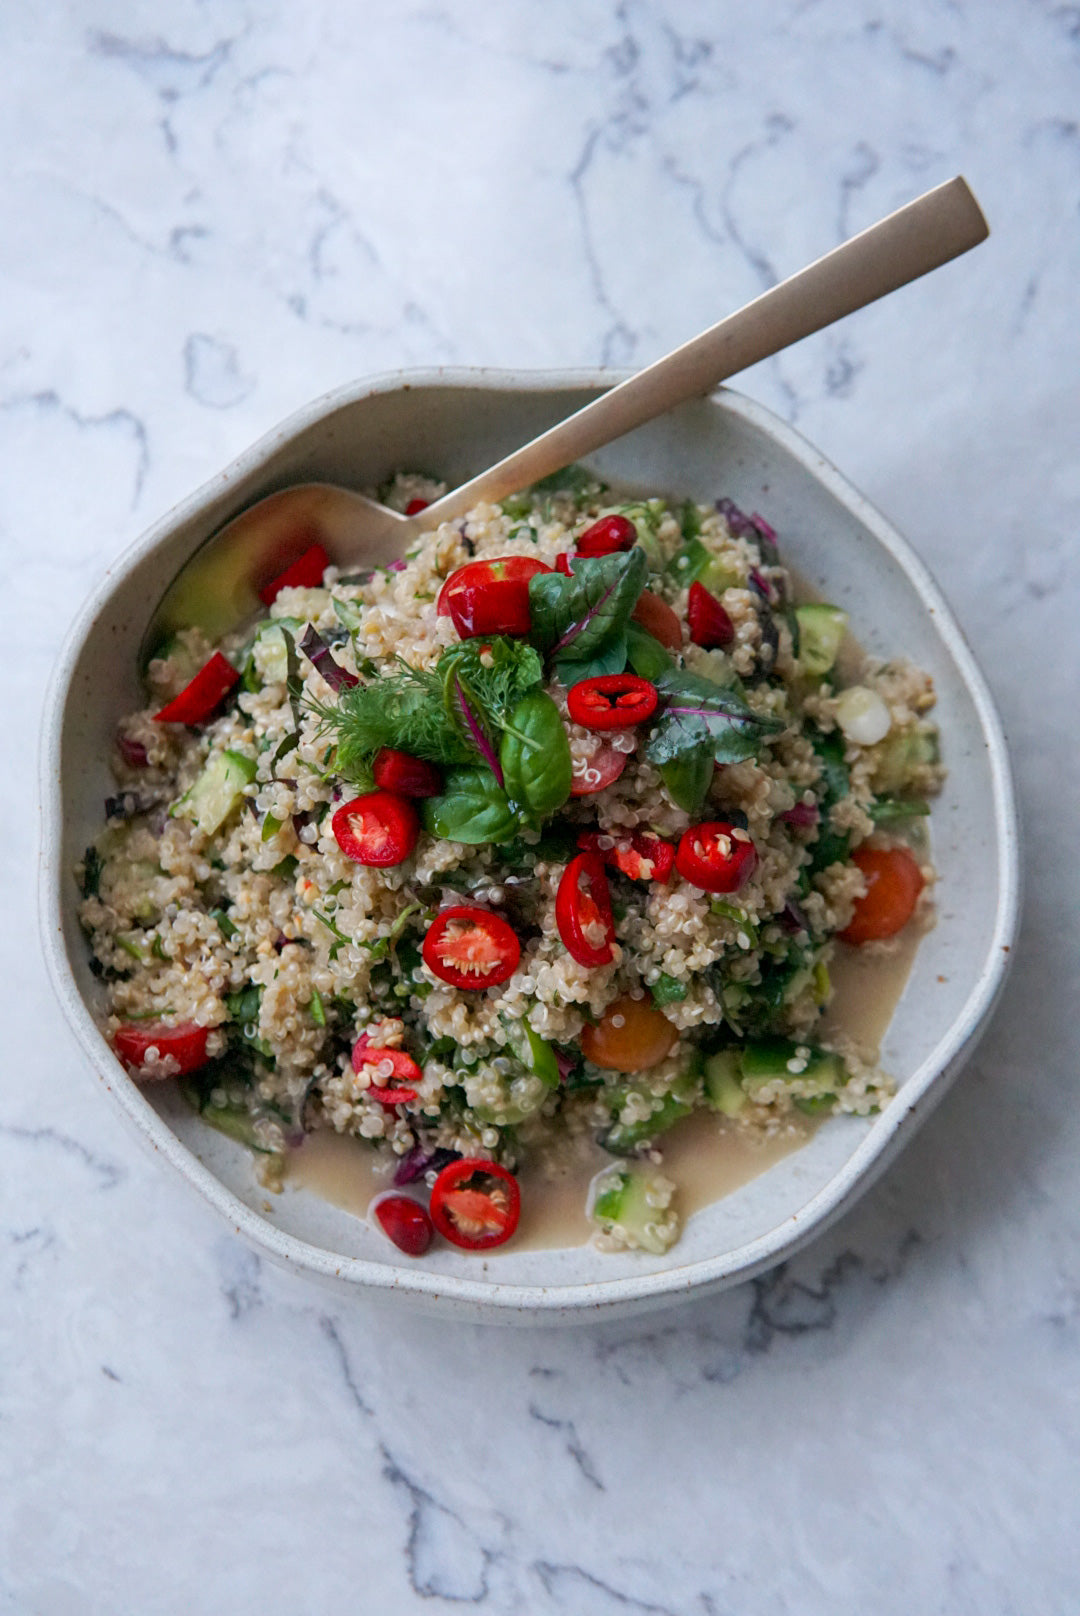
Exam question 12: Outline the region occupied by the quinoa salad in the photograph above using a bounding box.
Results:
[78,469,942,1258]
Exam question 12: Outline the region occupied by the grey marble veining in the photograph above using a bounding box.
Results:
[4,2,1079,1611]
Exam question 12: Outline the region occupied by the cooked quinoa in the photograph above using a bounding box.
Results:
[78,469,941,1255]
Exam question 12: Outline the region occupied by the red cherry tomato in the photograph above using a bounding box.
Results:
[676,821,758,893]
[257,542,330,605]
[570,743,628,797]
[436,557,552,638]
[422,906,520,990]
[575,514,637,557]
[839,846,925,944]
[577,830,676,883]
[429,1159,521,1250]
[566,674,658,732]
[372,747,443,799]
[631,590,683,650]
[332,792,419,866]
[352,1034,422,1104]
[154,652,239,725]
[404,498,430,516]
[112,1021,209,1078]
[370,1191,433,1256]
[687,580,735,649]
[554,552,573,576]
[556,852,616,967]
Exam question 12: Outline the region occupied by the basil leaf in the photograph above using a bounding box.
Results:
[625,622,674,682]
[646,669,784,768]
[500,690,572,821]
[528,548,648,679]
[422,767,520,844]
[660,747,713,815]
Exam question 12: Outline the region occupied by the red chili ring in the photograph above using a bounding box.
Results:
[422,906,521,991]
[555,852,616,967]
[429,1158,521,1250]
[566,674,658,732]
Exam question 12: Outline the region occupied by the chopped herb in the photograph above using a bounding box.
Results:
[80,846,103,899]
[210,908,238,939]
[651,973,688,1006]
[270,854,299,881]
[261,813,283,842]
[309,988,327,1028]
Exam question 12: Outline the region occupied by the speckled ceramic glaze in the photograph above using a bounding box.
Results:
[39,372,1020,1323]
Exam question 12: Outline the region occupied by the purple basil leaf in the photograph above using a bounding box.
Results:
[393,1145,461,1186]
[528,547,647,667]
[781,801,819,828]
[299,625,359,692]
[780,898,811,935]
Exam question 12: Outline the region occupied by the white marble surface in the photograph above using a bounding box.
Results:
[5,2,1079,1610]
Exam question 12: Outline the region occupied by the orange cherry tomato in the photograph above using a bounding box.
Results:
[839,845,925,944]
[581,994,678,1073]
[631,590,683,650]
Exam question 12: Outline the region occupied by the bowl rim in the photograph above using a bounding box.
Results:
[38,367,1021,1317]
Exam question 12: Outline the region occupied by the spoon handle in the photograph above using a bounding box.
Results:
[423,176,987,524]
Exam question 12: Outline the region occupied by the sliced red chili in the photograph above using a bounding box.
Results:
[404,498,430,516]
[112,1021,209,1078]
[687,580,735,649]
[430,1158,521,1250]
[332,792,419,867]
[436,557,552,638]
[575,514,637,557]
[422,906,520,990]
[556,852,616,967]
[631,590,683,650]
[370,1191,433,1255]
[675,821,758,893]
[258,542,330,605]
[577,830,676,883]
[352,1034,421,1105]
[154,652,239,725]
[570,743,628,797]
[372,747,443,799]
[567,674,658,732]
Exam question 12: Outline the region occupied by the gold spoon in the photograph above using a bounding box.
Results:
[144,175,987,659]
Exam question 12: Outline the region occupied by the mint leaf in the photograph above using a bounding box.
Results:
[646,668,783,768]
[528,547,647,683]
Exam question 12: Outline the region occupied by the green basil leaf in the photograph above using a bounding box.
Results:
[500,690,572,820]
[659,747,713,815]
[422,767,520,844]
[625,622,674,682]
[528,547,648,675]
[646,668,783,768]
[557,634,629,687]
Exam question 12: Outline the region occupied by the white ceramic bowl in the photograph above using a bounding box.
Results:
[40,371,1020,1324]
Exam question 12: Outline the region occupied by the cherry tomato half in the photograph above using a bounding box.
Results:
[332,792,419,867]
[567,674,658,732]
[631,590,683,650]
[436,557,552,638]
[429,1159,521,1249]
[112,1021,209,1078]
[675,821,758,893]
[554,552,573,576]
[422,906,520,990]
[839,845,925,944]
[372,747,443,799]
[154,652,239,725]
[687,580,735,649]
[575,514,637,557]
[577,830,676,883]
[570,743,628,797]
[352,1034,422,1105]
[258,542,330,605]
[581,994,678,1073]
[370,1191,434,1256]
[556,852,617,967]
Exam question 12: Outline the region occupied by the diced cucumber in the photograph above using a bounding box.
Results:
[870,725,940,794]
[588,1162,679,1255]
[795,604,848,677]
[523,1021,561,1089]
[172,749,257,836]
[704,1048,747,1117]
[601,1056,701,1155]
[739,1037,845,1099]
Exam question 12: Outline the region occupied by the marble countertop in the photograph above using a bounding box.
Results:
[5,4,1079,1611]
